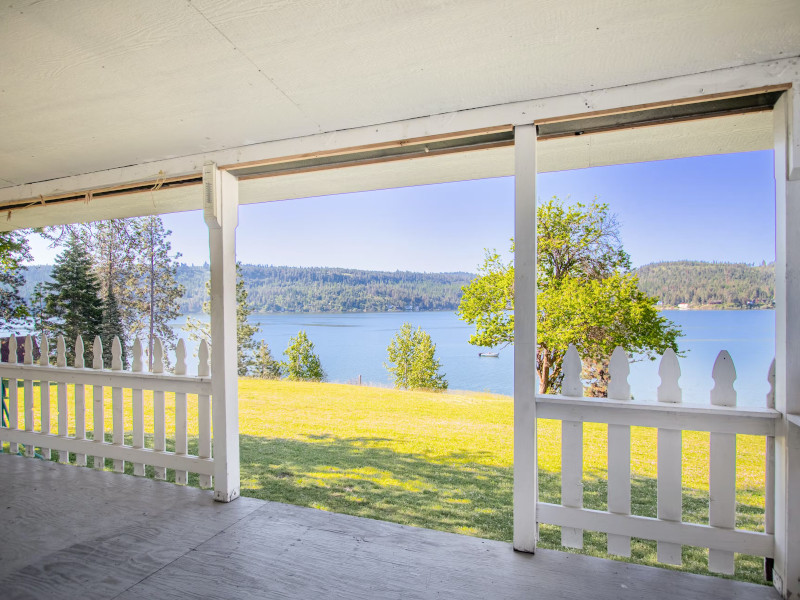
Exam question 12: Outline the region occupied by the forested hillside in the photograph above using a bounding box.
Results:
[636,261,774,309]
[21,260,775,314]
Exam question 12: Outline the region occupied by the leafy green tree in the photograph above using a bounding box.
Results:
[0,231,32,327]
[385,322,448,391]
[253,340,282,379]
[42,232,103,363]
[184,263,261,376]
[127,216,184,370]
[458,197,680,395]
[100,287,128,368]
[282,330,324,381]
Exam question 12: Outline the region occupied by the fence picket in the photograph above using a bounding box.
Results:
[74,335,87,466]
[39,335,51,460]
[198,339,212,488]
[92,336,105,470]
[657,348,683,565]
[152,338,166,480]
[111,337,124,473]
[56,335,69,464]
[131,339,145,476]
[23,336,34,457]
[764,358,776,581]
[708,350,737,575]
[607,345,632,557]
[174,339,188,484]
[8,336,19,454]
[561,344,584,548]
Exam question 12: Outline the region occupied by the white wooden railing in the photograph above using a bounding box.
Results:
[533,344,780,576]
[0,334,213,487]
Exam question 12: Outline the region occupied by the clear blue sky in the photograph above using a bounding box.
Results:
[27,150,776,272]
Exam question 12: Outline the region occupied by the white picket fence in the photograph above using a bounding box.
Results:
[0,333,213,487]
[534,344,780,575]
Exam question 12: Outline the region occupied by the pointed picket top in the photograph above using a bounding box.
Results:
[152,338,164,374]
[40,334,50,366]
[607,346,631,400]
[92,336,104,369]
[198,339,210,377]
[23,335,33,365]
[111,336,123,371]
[74,335,85,368]
[766,358,776,410]
[562,344,583,397]
[174,338,187,376]
[7,335,17,364]
[56,335,66,367]
[131,338,143,372]
[710,350,737,407]
[657,348,682,404]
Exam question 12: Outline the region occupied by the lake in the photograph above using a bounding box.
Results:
[171,309,775,407]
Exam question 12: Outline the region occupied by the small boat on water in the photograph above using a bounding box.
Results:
[478,352,499,358]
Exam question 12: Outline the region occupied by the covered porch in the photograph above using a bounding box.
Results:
[1,1,799,598]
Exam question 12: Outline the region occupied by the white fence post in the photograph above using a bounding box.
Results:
[205,164,241,502]
[8,335,19,455]
[131,338,145,476]
[23,335,34,457]
[56,335,69,464]
[174,339,188,485]
[657,348,683,565]
[198,339,212,489]
[560,344,584,549]
[74,335,86,466]
[607,346,631,557]
[773,89,800,598]
[111,336,124,473]
[766,358,776,581]
[39,334,51,460]
[92,335,105,470]
[709,350,737,575]
[513,123,537,552]
[152,338,166,480]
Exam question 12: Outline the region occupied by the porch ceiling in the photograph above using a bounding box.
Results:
[1,0,799,193]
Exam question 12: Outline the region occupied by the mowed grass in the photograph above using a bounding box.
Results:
[5,379,768,584]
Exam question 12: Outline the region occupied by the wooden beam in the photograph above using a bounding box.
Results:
[205,164,241,503]
[513,123,537,553]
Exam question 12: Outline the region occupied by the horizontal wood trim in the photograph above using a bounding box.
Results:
[0,429,215,475]
[221,124,513,172]
[0,364,212,396]
[534,84,792,126]
[535,394,778,435]
[236,139,513,182]
[537,503,774,557]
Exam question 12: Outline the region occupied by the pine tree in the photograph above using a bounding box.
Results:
[253,340,282,379]
[127,216,184,370]
[0,230,32,327]
[282,331,324,381]
[100,287,128,368]
[43,232,103,363]
[385,322,448,391]
[184,263,261,376]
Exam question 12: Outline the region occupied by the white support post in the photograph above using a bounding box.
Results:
[513,123,537,552]
[773,90,800,599]
[205,163,240,503]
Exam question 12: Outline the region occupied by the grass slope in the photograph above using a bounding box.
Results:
[9,379,767,584]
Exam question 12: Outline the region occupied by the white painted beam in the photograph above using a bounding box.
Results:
[513,123,537,553]
[772,91,800,599]
[0,57,796,208]
[206,165,241,503]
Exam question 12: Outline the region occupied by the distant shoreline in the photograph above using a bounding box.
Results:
[658,305,774,311]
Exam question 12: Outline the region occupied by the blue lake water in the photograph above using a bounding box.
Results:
[172,309,775,407]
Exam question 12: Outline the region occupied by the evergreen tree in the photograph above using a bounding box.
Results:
[184,263,261,376]
[128,216,184,370]
[100,287,128,368]
[253,340,282,379]
[0,230,32,328]
[43,232,103,363]
[385,322,448,391]
[282,331,324,381]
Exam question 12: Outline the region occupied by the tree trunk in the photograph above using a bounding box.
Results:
[148,224,155,371]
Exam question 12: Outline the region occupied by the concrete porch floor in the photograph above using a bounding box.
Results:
[0,454,778,599]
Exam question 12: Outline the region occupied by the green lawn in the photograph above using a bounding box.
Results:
[10,378,769,584]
